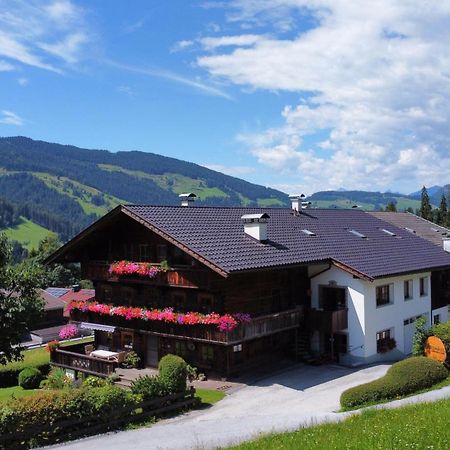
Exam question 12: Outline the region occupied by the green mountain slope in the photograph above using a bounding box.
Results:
[0,136,289,246]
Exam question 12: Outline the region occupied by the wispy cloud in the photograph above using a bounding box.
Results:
[116,85,134,96]
[17,77,28,86]
[171,40,194,53]
[0,0,91,73]
[123,18,147,34]
[105,60,233,100]
[0,110,23,126]
[0,59,14,71]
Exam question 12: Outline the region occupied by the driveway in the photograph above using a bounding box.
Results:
[48,363,391,450]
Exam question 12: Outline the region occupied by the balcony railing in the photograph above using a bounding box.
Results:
[81,261,212,289]
[71,307,303,345]
[310,308,348,333]
[50,343,116,377]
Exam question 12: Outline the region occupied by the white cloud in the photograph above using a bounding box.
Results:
[200,34,264,50]
[116,85,134,96]
[0,0,90,72]
[0,110,23,126]
[195,1,450,192]
[171,40,194,53]
[17,77,28,86]
[0,59,14,71]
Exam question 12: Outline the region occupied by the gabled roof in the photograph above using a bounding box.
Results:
[47,205,450,281]
[39,289,65,311]
[369,212,450,247]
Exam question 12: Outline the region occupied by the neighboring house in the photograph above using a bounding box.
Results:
[45,198,450,377]
[370,212,450,327]
[45,286,95,318]
[28,289,67,344]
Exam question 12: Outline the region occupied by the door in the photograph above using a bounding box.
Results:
[146,335,159,367]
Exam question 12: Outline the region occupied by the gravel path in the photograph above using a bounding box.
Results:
[44,363,450,450]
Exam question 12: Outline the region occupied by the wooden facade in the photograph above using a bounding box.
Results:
[55,212,349,377]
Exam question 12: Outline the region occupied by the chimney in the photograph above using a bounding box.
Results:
[72,284,81,292]
[443,238,450,253]
[241,213,270,242]
[179,192,196,207]
[289,194,304,211]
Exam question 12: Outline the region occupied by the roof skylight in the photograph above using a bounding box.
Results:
[381,228,396,236]
[301,229,316,236]
[348,229,367,238]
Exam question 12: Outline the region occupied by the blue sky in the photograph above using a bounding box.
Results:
[1,1,450,194]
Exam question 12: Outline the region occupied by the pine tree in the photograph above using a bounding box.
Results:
[385,201,397,212]
[436,194,448,226]
[420,186,432,221]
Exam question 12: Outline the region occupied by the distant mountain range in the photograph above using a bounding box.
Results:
[0,136,447,251]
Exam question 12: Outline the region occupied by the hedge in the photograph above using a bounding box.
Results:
[0,385,137,448]
[131,375,170,401]
[158,354,187,393]
[340,357,449,409]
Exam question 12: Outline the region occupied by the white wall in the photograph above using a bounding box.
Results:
[310,266,432,365]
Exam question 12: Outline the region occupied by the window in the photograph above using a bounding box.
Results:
[200,345,214,362]
[139,244,151,262]
[198,294,214,313]
[175,341,188,358]
[376,329,392,353]
[404,279,413,300]
[420,277,428,296]
[122,287,135,305]
[157,244,167,263]
[172,291,186,311]
[376,285,392,307]
[123,243,134,260]
[433,314,441,325]
[102,285,112,302]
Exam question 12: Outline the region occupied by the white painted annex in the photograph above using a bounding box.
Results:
[310,265,432,366]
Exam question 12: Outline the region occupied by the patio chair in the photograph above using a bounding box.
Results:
[84,344,94,355]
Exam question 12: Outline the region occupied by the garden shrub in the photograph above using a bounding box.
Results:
[412,316,431,356]
[130,375,169,400]
[341,357,448,409]
[158,354,187,393]
[18,367,42,390]
[45,368,73,390]
[0,385,138,448]
[122,351,141,369]
[82,375,111,389]
[431,320,450,362]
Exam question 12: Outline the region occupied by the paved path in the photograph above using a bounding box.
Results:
[45,363,450,450]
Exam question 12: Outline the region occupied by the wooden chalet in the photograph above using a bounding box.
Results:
[46,197,450,378]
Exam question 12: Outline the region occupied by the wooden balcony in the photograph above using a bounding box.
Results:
[81,261,212,289]
[310,308,348,333]
[71,307,303,345]
[50,343,116,377]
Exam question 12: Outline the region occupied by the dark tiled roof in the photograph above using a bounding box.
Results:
[369,212,450,247]
[124,205,450,279]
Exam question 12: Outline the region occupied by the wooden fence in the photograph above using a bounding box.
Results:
[0,387,197,450]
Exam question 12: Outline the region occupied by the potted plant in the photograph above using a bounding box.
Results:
[377,337,396,353]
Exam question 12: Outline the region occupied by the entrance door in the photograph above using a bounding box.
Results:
[146,335,159,367]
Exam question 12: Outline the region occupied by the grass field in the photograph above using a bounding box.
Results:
[0,386,40,402]
[195,388,226,406]
[231,397,450,450]
[4,217,52,250]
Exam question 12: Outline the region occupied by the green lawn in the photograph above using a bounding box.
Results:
[0,386,40,402]
[4,217,52,250]
[231,397,450,449]
[195,388,226,406]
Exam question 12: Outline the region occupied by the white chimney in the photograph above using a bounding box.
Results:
[241,213,270,242]
[179,192,196,207]
[443,238,450,253]
[289,194,307,211]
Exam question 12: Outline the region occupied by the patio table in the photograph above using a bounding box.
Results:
[90,349,120,361]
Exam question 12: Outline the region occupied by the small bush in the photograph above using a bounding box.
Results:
[122,351,141,369]
[18,367,42,390]
[341,357,448,409]
[159,354,187,393]
[82,376,111,388]
[45,368,73,390]
[131,375,169,400]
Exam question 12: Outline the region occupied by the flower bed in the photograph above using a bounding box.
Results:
[109,260,165,279]
[68,300,251,332]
